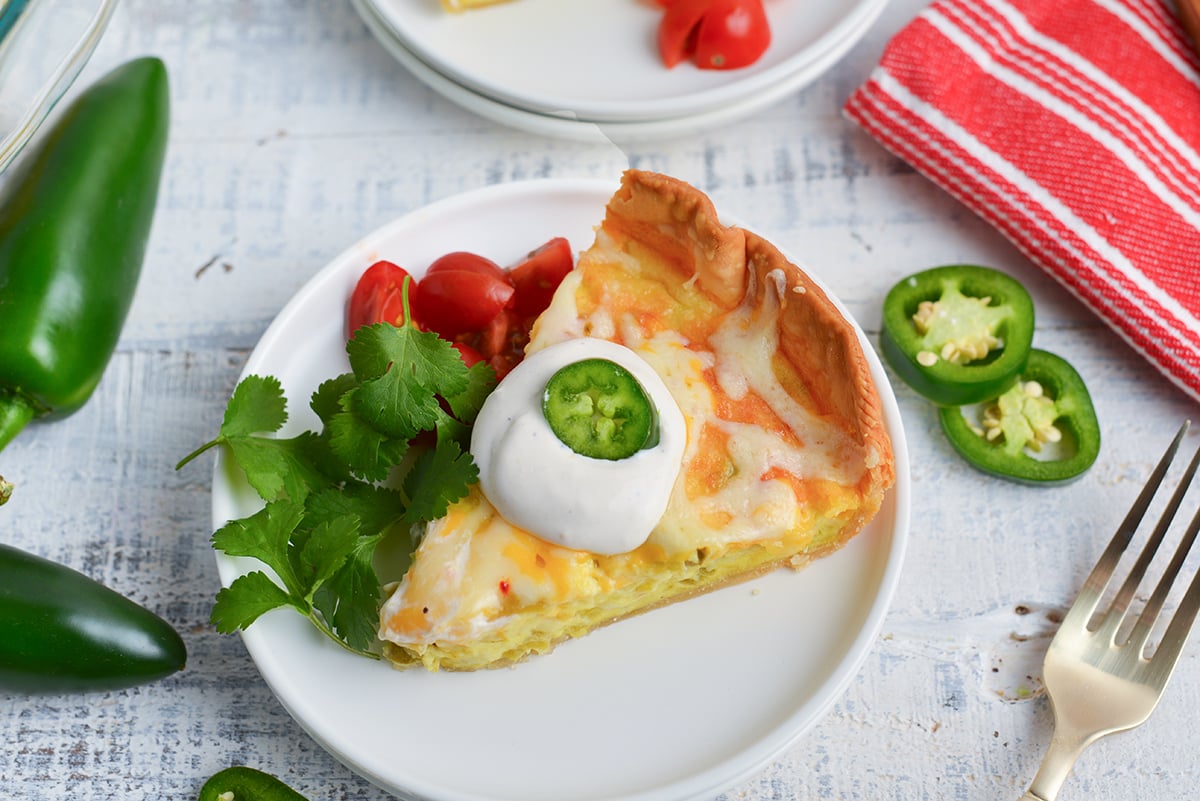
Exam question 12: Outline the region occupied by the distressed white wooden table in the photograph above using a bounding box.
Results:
[3,1,1198,799]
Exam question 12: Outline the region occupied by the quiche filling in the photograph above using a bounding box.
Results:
[378,171,893,671]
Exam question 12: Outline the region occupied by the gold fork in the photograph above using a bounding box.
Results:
[1018,421,1200,801]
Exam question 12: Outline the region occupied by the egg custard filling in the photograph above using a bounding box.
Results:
[378,171,895,671]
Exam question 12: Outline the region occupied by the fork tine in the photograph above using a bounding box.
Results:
[1128,481,1200,655]
[1144,538,1200,688]
[1061,421,1190,631]
[1096,440,1200,643]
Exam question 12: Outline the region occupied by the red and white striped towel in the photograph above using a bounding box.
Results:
[845,0,1200,404]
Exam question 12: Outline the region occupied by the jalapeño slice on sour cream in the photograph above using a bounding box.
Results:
[470,338,685,555]
[542,358,656,460]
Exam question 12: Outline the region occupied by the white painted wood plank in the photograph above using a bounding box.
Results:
[3,0,1198,798]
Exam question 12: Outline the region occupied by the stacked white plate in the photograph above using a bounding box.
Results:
[352,0,889,141]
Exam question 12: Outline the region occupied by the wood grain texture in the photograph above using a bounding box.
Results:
[2,0,1198,799]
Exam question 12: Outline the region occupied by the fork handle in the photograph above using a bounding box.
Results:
[1016,731,1089,801]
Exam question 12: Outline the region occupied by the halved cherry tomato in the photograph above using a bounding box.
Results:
[427,251,509,282]
[415,262,515,339]
[658,0,770,71]
[508,237,574,318]
[347,260,416,339]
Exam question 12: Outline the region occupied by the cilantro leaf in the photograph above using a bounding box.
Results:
[401,438,477,525]
[327,403,409,482]
[174,374,291,471]
[296,426,356,486]
[348,324,468,438]
[211,499,305,598]
[306,484,406,535]
[211,571,295,633]
[221,375,289,438]
[347,323,468,392]
[311,373,357,427]
[432,361,497,449]
[353,375,439,441]
[313,533,385,652]
[226,432,331,503]
[444,361,496,424]
[298,516,362,604]
[433,408,470,450]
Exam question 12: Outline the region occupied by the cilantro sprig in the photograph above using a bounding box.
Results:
[178,281,495,657]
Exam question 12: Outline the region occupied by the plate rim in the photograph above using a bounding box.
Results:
[211,177,911,801]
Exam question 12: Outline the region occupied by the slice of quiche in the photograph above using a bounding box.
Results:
[378,170,895,671]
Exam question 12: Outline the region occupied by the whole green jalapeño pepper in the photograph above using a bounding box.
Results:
[938,349,1100,484]
[0,542,186,693]
[881,265,1035,406]
[0,57,169,456]
[198,767,311,801]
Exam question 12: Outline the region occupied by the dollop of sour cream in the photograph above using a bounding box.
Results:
[470,338,686,555]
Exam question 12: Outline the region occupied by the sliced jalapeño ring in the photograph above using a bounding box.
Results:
[542,358,656,460]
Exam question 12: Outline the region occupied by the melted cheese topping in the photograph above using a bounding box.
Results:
[379,228,868,659]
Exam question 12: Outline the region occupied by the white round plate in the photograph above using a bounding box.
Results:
[363,0,888,123]
[212,179,910,801]
[353,0,883,142]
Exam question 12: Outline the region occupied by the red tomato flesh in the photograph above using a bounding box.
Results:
[694,0,770,70]
[508,237,574,318]
[658,0,710,68]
